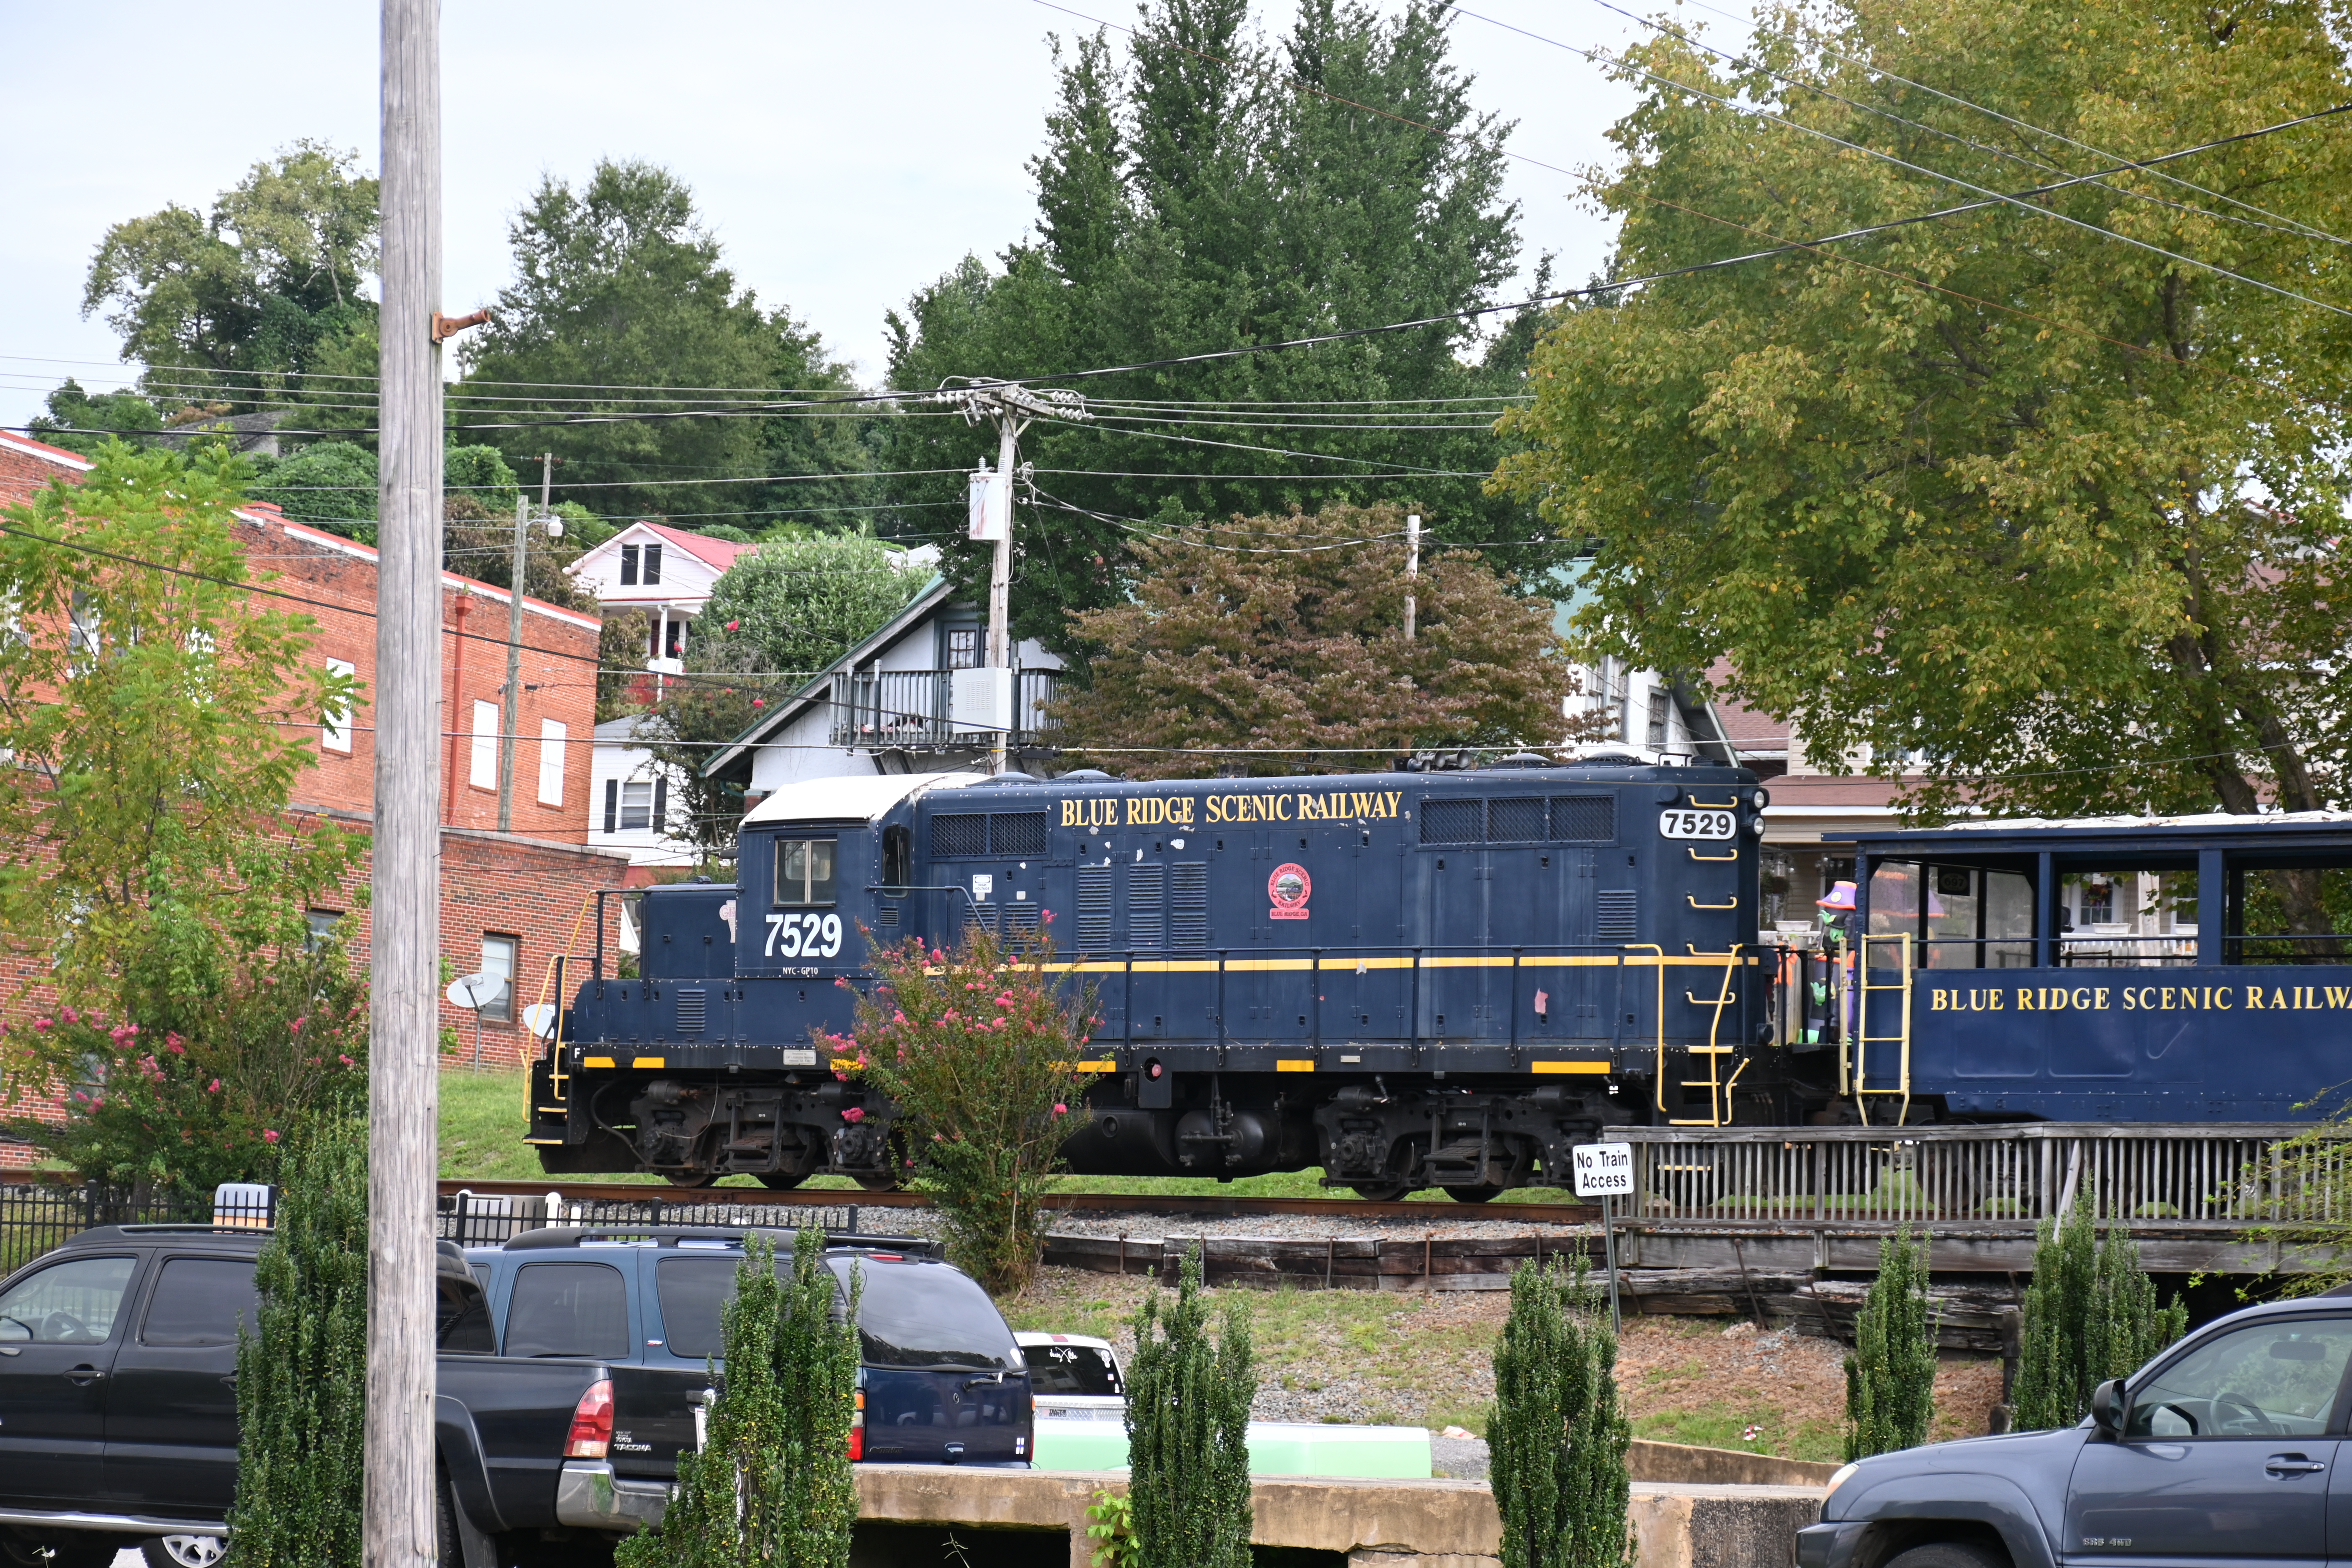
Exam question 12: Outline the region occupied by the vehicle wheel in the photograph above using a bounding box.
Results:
[144,1536,226,1568]
[1350,1183,1411,1202]
[435,1464,461,1568]
[664,1170,717,1190]
[756,1170,807,1191]
[1446,1185,1503,1204]
[854,1171,904,1193]
[1883,1541,2010,1568]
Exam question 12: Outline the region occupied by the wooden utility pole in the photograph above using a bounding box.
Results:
[1404,512,1421,642]
[372,3,443,1565]
[934,379,1089,774]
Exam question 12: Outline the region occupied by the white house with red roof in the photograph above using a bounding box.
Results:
[567,520,754,670]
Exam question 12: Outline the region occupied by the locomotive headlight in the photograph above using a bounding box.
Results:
[1745,815,1766,836]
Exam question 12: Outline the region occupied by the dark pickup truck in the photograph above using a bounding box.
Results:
[0,1223,697,1568]
[462,1225,1036,1495]
[1800,1296,2352,1568]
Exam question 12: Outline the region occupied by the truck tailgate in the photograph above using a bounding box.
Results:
[438,1356,609,1528]
[610,1364,716,1481]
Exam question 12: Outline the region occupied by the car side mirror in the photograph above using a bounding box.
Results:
[2090,1378,2125,1435]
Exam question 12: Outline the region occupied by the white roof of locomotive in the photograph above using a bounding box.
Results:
[740,771,985,827]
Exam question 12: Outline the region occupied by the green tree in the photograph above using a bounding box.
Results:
[1125,1249,1255,1568]
[247,440,378,538]
[2014,1191,2189,1430]
[699,532,920,679]
[1051,504,1587,776]
[882,1,1556,652]
[455,160,877,528]
[1844,1228,1938,1459]
[0,442,359,1030]
[1495,0,2352,851]
[80,140,378,415]
[830,926,1094,1293]
[7,942,368,1198]
[224,1115,368,1568]
[1491,1255,1632,1568]
[619,1230,858,1568]
[26,379,163,457]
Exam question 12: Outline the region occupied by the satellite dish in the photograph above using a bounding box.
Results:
[522,1003,557,1040]
[446,972,501,1010]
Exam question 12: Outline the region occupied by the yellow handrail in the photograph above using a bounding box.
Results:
[1686,845,1739,863]
[1688,894,1739,910]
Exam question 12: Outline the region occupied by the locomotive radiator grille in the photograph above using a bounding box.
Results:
[1596,889,1639,939]
[1127,863,1165,949]
[676,989,707,1034]
[1172,863,1209,947]
[1550,794,1615,841]
[1077,866,1113,951]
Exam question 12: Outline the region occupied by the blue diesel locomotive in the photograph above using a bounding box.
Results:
[525,762,2352,1195]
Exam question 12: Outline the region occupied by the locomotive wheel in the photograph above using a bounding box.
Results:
[664,1170,717,1190]
[1350,1183,1412,1202]
[756,1171,807,1191]
[1446,1185,1504,1205]
[854,1171,905,1193]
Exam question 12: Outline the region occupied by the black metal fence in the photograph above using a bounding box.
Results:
[0,1182,895,1274]
[0,1181,276,1271]
[437,1189,869,1247]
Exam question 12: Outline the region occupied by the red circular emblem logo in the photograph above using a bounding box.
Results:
[1268,863,1312,920]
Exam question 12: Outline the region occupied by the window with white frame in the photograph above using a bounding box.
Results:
[479,934,517,1022]
[1645,690,1671,748]
[470,700,499,789]
[323,658,357,753]
[620,779,653,831]
[537,720,566,806]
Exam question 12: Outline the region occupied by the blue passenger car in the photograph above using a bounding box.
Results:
[1826,814,2352,1123]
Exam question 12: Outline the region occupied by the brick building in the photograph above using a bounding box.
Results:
[0,431,630,1135]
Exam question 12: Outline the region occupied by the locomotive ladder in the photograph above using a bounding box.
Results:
[1659,944,1748,1128]
[1848,933,1916,1125]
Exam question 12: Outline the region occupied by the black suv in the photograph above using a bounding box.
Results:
[1801,1296,2352,1568]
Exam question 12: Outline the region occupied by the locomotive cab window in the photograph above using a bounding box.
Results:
[774,838,837,906]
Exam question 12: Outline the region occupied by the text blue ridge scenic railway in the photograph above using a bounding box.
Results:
[526,758,2352,1197]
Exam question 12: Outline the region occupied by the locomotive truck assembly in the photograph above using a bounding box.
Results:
[528,760,2352,1197]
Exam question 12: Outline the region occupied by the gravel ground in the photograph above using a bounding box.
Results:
[997,1265,2007,1463]
[1042,1211,1596,1241]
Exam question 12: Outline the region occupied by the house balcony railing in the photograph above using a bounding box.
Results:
[827,667,1063,752]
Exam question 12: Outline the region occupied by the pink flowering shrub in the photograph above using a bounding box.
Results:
[819,926,1094,1294]
[5,945,368,1197]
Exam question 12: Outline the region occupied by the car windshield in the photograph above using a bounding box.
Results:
[829,1256,1019,1372]
[1024,1343,1123,1396]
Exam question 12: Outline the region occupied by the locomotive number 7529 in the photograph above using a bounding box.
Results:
[765,912,844,958]
[1658,808,1737,841]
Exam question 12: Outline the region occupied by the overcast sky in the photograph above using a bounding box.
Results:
[0,0,1751,430]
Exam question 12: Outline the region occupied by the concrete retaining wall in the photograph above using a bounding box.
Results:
[853,1462,1824,1568]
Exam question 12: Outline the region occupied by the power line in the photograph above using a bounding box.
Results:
[1446,5,2352,321]
[1663,0,2352,248]
[1570,0,2352,251]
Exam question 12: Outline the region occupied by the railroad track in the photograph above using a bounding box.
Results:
[436,1178,1598,1226]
